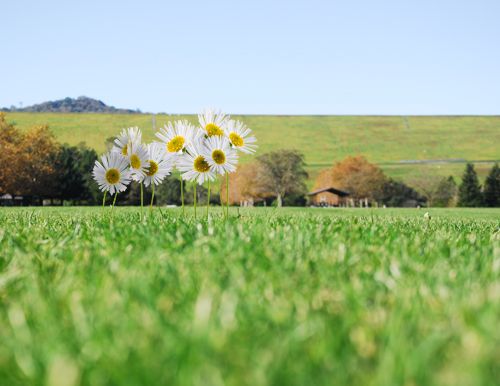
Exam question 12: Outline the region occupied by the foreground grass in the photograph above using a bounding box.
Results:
[0,208,499,386]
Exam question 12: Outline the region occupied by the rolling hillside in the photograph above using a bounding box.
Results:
[5,113,500,183]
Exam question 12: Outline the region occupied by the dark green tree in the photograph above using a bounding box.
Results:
[155,175,183,205]
[483,163,500,207]
[55,145,86,202]
[257,150,308,207]
[378,178,425,207]
[458,163,483,207]
[55,143,99,204]
[78,145,100,203]
[434,176,457,207]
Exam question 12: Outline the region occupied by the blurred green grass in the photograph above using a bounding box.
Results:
[0,207,499,385]
[5,113,500,183]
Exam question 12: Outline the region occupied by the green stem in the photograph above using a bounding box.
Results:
[150,183,155,210]
[181,177,185,216]
[194,183,197,219]
[207,179,211,220]
[102,191,107,208]
[140,182,144,220]
[226,172,229,219]
[111,192,118,219]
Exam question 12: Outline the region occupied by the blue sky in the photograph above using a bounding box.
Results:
[2,0,499,114]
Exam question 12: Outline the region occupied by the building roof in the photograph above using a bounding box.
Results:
[307,186,350,197]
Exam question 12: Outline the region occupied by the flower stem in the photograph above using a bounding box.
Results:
[150,183,155,210]
[181,177,184,217]
[140,182,144,220]
[194,183,197,219]
[111,192,118,219]
[207,179,211,220]
[226,172,229,219]
[102,191,107,208]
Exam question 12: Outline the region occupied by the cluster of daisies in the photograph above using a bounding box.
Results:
[92,108,257,213]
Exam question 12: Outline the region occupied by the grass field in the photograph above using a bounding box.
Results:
[1,207,499,386]
[5,113,500,183]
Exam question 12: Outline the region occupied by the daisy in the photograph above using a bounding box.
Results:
[128,141,150,181]
[225,120,257,154]
[113,127,142,156]
[203,135,238,175]
[198,108,229,137]
[143,142,174,187]
[155,120,199,155]
[92,151,132,195]
[177,139,216,185]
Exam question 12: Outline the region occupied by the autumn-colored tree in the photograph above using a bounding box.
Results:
[0,113,25,194]
[0,116,60,198]
[220,162,267,205]
[19,125,60,197]
[314,155,386,201]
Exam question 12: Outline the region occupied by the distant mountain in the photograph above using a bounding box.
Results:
[1,96,140,113]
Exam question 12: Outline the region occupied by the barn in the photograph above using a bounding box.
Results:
[307,186,350,207]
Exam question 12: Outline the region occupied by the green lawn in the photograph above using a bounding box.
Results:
[0,208,499,385]
[5,113,500,183]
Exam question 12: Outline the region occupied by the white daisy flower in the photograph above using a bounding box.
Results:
[92,151,132,195]
[225,120,257,154]
[155,120,199,156]
[177,139,216,185]
[113,127,142,156]
[198,108,229,137]
[128,141,150,181]
[143,143,174,187]
[203,135,238,175]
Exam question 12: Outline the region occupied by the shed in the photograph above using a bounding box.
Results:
[307,186,350,207]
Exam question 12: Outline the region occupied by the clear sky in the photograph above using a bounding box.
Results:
[2,0,499,114]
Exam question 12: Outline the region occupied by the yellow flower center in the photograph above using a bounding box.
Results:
[229,132,244,147]
[205,123,224,137]
[105,168,120,184]
[130,154,141,169]
[212,149,226,165]
[167,136,185,152]
[121,144,128,156]
[193,155,210,173]
[146,160,158,176]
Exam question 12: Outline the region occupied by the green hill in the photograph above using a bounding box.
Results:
[5,113,500,184]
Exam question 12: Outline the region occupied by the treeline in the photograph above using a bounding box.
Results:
[0,113,186,206]
[1,113,498,207]
[226,152,499,208]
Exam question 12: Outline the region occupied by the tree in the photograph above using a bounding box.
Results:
[257,150,308,207]
[55,145,86,202]
[0,119,60,199]
[483,163,500,207]
[78,145,100,203]
[220,162,267,205]
[410,175,442,207]
[320,156,386,201]
[0,113,24,194]
[20,125,60,198]
[53,143,99,204]
[433,176,458,207]
[155,175,183,206]
[458,163,483,207]
[378,178,426,207]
